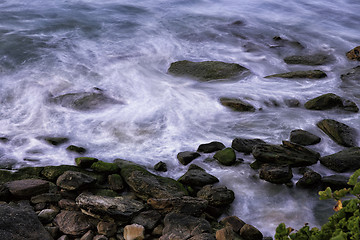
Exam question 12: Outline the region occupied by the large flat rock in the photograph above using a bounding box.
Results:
[320,147,360,172]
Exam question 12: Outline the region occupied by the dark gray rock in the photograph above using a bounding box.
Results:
[232,138,266,154]
[341,66,360,82]
[5,179,50,198]
[197,141,225,153]
[317,119,357,147]
[320,147,360,172]
[56,171,96,191]
[0,203,53,240]
[197,185,235,207]
[259,164,293,184]
[40,136,69,146]
[265,70,327,79]
[160,212,212,240]
[239,224,263,240]
[220,98,255,112]
[290,129,321,146]
[177,151,201,165]
[54,210,92,236]
[252,141,320,167]
[321,175,350,190]
[220,216,246,233]
[154,161,167,172]
[284,54,334,65]
[31,193,62,204]
[131,210,162,230]
[75,192,144,219]
[147,196,208,217]
[304,93,358,112]
[213,148,236,166]
[178,164,219,188]
[168,60,249,81]
[296,171,322,188]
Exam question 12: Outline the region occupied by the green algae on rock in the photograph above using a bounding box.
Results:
[213,148,236,166]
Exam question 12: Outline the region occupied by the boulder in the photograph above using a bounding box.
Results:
[219,98,255,112]
[0,203,53,240]
[56,171,96,191]
[284,54,334,65]
[147,196,208,216]
[97,221,117,237]
[264,70,327,79]
[231,138,266,154]
[252,141,320,167]
[320,147,360,172]
[213,148,236,166]
[317,119,357,147]
[90,161,120,174]
[54,210,92,236]
[154,161,167,172]
[5,179,50,198]
[131,210,162,230]
[259,164,293,184]
[123,224,145,240]
[197,185,235,207]
[220,216,246,233]
[239,224,263,240]
[75,192,144,219]
[160,212,212,240]
[197,141,225,153]
[346,46,360,61]
[177,151,201,165]
[304,93,358,112]
[168,60,249,81]
[216,226,237,240]
[296,171,322,188]
[321,175,350,190]
[75,157,98,168]
[116,159,188,200]
[107,174,124,191]
[178,164,219,188]
[290,129,321,146]
[40,136,69,146]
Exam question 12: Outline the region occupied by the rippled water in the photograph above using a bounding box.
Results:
[0,0,359,236]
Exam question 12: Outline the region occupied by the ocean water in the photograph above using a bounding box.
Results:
[0,0,359,236]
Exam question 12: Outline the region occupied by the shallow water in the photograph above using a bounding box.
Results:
[0,0,359,236]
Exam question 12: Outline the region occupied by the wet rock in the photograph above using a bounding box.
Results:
[0,203,53,240]
[116,159,188,200]
[197,185,235,207]
[304,93,358,112]
[49,91,122,111]
[220,216,246,233]
[197,141,225,153]
[317,119,357,147]
[168,60,249,81]
[160,212,212,240]
[31,193,62,204]
[107,174,124,191]
[296,170,322,188]
[231,138,266,154]
[252,141,320,167]
[219,97,255,112]
[97,221,117,237]
[341,66,360,82]
[284,54,334,65]
[131,210,162,230]
[177,151,201,165]
[5,179,50,198]
[38,208,59,223]
[154,161,167,172]
[259,164,293,184]
[321,175,350,190]
[320,147,360,172]
[346,46,360,61]
[41,165,105,183]
[216,226,237,240]
[56,171,96,191]
[40,136,69,146]
[264,70,327,79]
[290,129,321,146]
[90,161,119,174]
[147,196,208,216]
[123,224,145,240]
[213,148,236,166]
[284,98,301,108]
[75,157,98,168]
[178,164,219,188]
[75,192,144,219]
[54,210,92,236]
[66,145,86,154]
[239,224,263,240]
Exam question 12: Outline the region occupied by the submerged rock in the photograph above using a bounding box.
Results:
[252,141,320,167]
[232,138,266,154]
[40,136,69,146]
[317,119,357,147]
[284,54,334,65]
[346,46,360,61]
[341,66,360,83]
[259,164,293,184]
[321,175,350,190]
[168,60,249,81]
[290,129,321,146]
[296,170,322,188]
[178,164,219,188]
[197,141,225,153]
[304,93,358,112]
[320,147,360,172]
[265,70,327,79]
[220,97,255,112]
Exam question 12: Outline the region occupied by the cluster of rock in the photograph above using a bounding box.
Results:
[0,155,264,240]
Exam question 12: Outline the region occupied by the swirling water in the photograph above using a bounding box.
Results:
[0,0,359,236]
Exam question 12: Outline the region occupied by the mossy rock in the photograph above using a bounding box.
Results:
[16,167,44,178]
[91,161,120,173]
[265,70,327,79]
[75,157,99,168]
[284,54,334,65]
[66,145,86,154]
[213,148,236,166]
[168,60,249,81]
[41,165,105,183]
[220,98,255,112]
[304,93,342,110]
[41,137,69,146]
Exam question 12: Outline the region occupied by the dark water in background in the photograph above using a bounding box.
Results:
[0,0,359,235]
